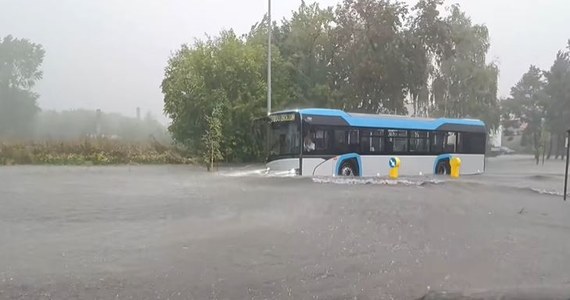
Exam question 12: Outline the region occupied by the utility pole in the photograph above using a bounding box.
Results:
[541,118,546,165]
[95,109,102,137]
[267,0,272,116]
[564,129,570,201]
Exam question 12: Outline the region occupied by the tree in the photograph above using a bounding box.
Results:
[277,1,336,108]
[502,66,548,163]
[162,30,281,161]
[245,16,298,113]
[430,5,499,130]
[544,42,570,159]
[202,105,223,171]
[0,35,45,138]
[332,0,411,114]
[406,0,452,117]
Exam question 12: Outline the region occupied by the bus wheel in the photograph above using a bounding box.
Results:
[340,161,357,177]
[436,160,451,175]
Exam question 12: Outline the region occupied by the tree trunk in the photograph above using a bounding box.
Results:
[210,144,214,172]
[560,133,570,160]
[534,133,540,165]
[561,134,567,161]
[557,133,564,160]
[547,133,554,159]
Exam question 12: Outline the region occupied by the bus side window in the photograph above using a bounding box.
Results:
[314,129,329,152]
[334,129,349,154]
[388,130,408,153]
[444,132,457,153]
[458,132,486,154]
[371,130,384,153]
[360,130,371,153]
[360,130,384,153]
[348,130,360,152]
[410,131,429,153]
[457,132,464,153]
[430,132,444,154]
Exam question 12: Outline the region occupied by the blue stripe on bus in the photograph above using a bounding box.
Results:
[434,154,452,174]
[348,117,484,129]
[335,153,362,176]
[288,108,485,130]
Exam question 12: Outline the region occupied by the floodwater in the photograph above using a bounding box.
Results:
[1,155,570,299]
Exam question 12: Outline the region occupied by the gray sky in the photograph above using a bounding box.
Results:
[2,0,569,122]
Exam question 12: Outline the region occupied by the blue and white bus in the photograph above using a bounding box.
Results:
[266,108,487,177]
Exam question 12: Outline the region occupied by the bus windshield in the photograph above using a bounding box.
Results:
[269,120,300,158]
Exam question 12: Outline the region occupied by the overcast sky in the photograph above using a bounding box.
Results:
[2,0,569,122]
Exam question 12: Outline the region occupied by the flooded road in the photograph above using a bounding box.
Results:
[1,155,570,299]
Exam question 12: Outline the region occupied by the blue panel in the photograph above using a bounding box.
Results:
[300,108,349,118]
[434,154,452,174]
[290,108,485,131]
[346,116,484,130]
[335,153,362,176]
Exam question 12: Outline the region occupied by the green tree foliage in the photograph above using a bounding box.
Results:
[201,105,223,171]
[430,5,499,129]
[163,30,280,161]
[544,43,570,159]
[0,35,45,138]
[278,2,335,108]
[501,66,548,163]
[501,41,570,160]
[333,0,410,114]
[162,1,500,162]
[407,0,452,116]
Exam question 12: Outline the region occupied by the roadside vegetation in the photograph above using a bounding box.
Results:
[501,44,570,162]
[0,35,194,166]
[0,139,192,166]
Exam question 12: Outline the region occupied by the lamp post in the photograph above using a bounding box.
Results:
[564,129,570,201]
[267,0,272,116]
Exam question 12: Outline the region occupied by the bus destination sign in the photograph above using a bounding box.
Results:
[270,113,296,122]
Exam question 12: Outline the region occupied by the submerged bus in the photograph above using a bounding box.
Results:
[266,108,487,177]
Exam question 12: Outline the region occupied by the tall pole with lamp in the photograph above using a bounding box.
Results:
[267,0,272,116]
[564,129,570,201]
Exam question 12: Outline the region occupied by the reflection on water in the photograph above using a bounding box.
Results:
[313,176,446,186]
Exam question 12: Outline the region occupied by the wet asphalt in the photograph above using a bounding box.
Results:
[1,156,570,299]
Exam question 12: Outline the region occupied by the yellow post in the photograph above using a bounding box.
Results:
[389,157,401,179]
[450,157,462,179]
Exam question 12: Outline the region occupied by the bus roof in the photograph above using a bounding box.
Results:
[272,108,486,133]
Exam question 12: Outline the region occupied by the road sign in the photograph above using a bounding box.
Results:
[389,157,397,168]
[389,157,401,179]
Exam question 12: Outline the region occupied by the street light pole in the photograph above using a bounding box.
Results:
[267,0,272,116]
[564,129,570,201]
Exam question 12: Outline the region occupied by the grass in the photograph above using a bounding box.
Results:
[0,138,194,166]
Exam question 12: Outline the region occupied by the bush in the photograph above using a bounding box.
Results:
[0,138,193,166]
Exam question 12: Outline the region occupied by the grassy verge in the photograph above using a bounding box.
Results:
[0,139,194,166]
